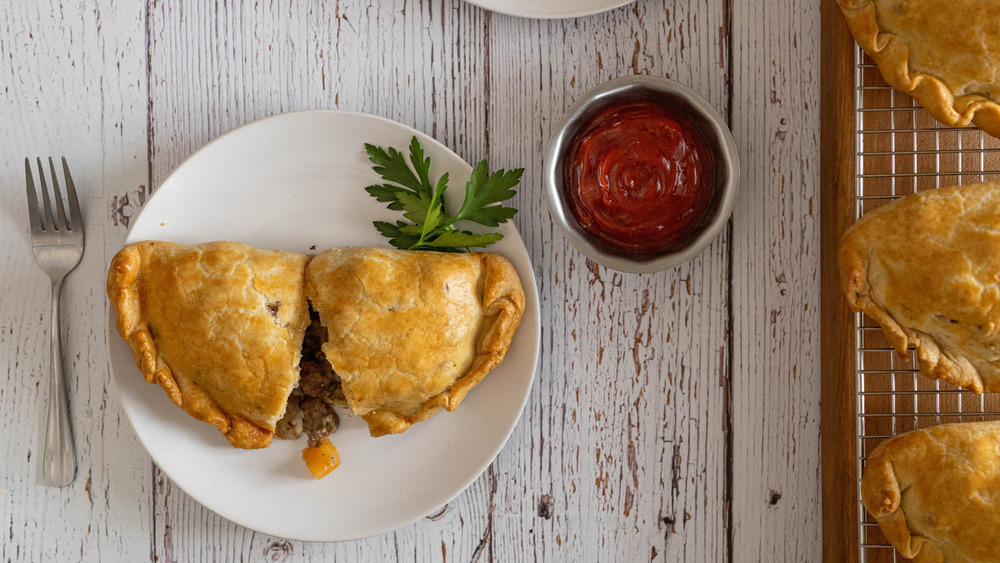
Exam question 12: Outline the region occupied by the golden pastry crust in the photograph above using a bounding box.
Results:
[306,247,525,437]
[838,0,1000,137]
[862,421,1000,563]
[107,240,310,448]
[840,182,1000,393]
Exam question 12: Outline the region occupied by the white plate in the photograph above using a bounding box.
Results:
[106,110,540,542]
[463,0,634,19]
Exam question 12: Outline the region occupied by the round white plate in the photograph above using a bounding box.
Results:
[463,0,634,19]
[106,110,540,542]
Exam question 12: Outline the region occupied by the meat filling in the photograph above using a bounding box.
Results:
[276,306,344,446]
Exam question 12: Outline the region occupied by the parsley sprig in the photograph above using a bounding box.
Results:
[364,137,522,252]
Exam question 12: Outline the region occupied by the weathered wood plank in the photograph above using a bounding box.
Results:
[0,1,152,561]
[486,2,731,560]
[2,0,830,560]
[145,0,495,560]
[730,0,823,560]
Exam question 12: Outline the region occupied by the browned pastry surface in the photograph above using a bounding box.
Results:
[840,182,1000,393]
[838,0,1000,137]
[107,240,310,448]
[862,421,1000,563]
[306,247,525,437]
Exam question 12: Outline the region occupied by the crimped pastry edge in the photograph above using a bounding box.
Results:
[859,421,1000,563]
[838,193,990,394]
[837,0,1000,138]
[107,241,290,449]
[110,242,527,444]
[354,252,526,437]
[861,429,930,561]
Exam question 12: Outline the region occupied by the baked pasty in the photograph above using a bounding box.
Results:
[862,421,1000,563]
[108,242,527,448]
[305,247,525,437]
[840,182,1000,393]
[108,240,311,449]
[838,0,1000,137]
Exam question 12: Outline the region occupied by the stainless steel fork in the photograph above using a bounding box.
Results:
[25,157,83,487]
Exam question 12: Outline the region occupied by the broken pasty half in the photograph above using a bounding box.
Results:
[862,421,1000,563]
[840,182,1000,393]
[838,0,1000,137]
[108,242,526,447]
[306,247,525,437]
[108,240,311,449]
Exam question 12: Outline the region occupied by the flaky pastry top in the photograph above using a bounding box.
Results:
[107,240,310,449]
[840,182,1000,393]
[862,421,1000,563]
[305,247,525,437]
[838,0,1000,137]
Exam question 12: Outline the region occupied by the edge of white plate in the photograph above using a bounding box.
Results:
[131,110,478,231]
[107,109,541,542]
[106,291,540,542]
[462,0,635,19]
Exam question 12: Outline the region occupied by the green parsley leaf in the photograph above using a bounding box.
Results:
[394,190,433,225]
[408,136,433,196]
[373,220,422,250]
[364,136,522,252]
[364,184,409,211]
[454,161,522,227]
[424,230,504,249]
[364,143,427,195]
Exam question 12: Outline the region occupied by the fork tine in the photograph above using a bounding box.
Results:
[24,158,42,230]
[36,158,55,231]
[62,157,82,231]
[48,157,68,231]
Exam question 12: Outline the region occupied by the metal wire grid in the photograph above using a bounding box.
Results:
[852,45,1000,563]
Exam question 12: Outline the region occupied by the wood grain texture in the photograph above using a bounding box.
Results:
[145,0,735,560]
[486,2,732,561]
[820,0,859,560]
[144,1,495,560]
[0,1,152,561]
[730,0,822,560]
[0,0,827,560]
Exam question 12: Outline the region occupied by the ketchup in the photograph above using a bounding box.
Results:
[564,99,715,256]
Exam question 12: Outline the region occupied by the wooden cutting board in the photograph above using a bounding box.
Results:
[821,1,1000,561]
[820,2,857,558]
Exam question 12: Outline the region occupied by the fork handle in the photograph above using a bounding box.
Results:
[42,277,76,487]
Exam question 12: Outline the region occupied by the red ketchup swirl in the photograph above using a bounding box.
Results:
[564,100,715,256]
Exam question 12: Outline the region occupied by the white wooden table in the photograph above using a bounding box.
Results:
[0,1,820,560]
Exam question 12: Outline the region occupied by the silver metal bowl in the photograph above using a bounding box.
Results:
[543,75,740,274]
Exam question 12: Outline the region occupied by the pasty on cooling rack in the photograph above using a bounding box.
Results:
[107,240,311,449]
[839,182,1000,393]
[862,421,1000,563]
[837,0,1000,137]
[305,247,525,437]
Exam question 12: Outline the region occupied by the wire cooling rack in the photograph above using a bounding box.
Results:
[852,46,1000,562]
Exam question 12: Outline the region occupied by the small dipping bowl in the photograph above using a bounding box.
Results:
[544,75,740,274]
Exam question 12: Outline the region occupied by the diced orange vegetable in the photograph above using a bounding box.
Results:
[301,438,340,480]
